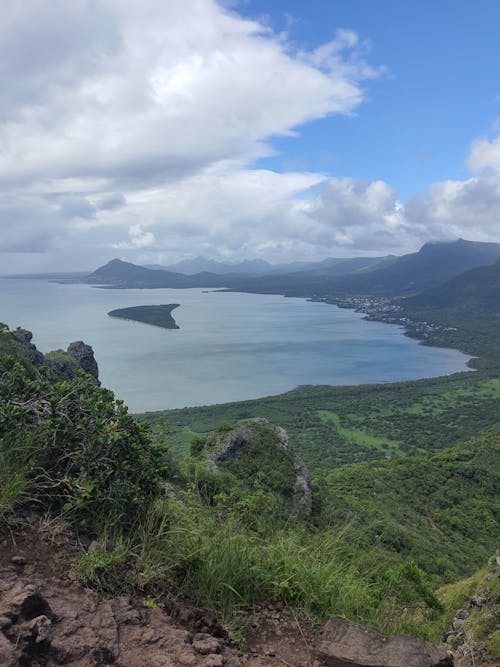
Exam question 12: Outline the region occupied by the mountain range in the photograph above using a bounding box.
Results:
[86,238,500,297]
[146,255,389,276]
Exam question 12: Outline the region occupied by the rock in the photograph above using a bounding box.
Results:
[67,340,100,383]
[192,633,223,655]
[0,633,15,666]
[292,467,312,516]
[177,652,197,665]
[11,555,26,567]
[316,618,454,667]
[11,328,45,366]
[27,614,52,643]
[88,539,100,552]
[201,655,225,667]
[470,595,486,608]
[0,615,12,630]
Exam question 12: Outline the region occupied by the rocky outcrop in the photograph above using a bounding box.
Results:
[67,341,99,383]
[203,418,312,516]
[316,618,454,667]
[292,467,312,516]
[444,555,500,666]
[10,328,100,384]
[210,419,289,465]
[11,328,45,366]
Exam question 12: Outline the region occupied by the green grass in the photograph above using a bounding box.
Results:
[317,410,401,454]
[84,498,397,631]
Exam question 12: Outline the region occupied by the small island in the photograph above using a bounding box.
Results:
[108,304,180,329]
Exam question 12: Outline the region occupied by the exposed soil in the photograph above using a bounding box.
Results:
[0,525,321,667]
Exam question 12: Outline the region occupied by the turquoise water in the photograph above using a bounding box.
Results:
[0,279,470,412]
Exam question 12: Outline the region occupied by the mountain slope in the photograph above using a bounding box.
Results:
[313,423,500,583]
[227,239,500,297]
[405,259,500,317]
[352,238,500,294]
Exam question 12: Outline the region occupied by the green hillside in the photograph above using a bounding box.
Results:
[405,259,500,317]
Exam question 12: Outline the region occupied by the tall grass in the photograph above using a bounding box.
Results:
[0,439,35,522]
[89,497,383,628]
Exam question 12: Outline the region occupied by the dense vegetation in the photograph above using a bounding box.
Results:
[140,371,500,469]
[108,304,180,330]
[0,323,168,529]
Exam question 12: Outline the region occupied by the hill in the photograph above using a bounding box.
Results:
[348,238,500,295]
[405,260,500,318]
[313,424,500,583]
[85,258,226,288]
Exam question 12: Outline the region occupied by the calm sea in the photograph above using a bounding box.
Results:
[0,279,470,412]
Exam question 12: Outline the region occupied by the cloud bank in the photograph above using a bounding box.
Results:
[0,0,499,270]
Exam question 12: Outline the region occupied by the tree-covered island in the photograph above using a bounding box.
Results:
[108,304,180,329]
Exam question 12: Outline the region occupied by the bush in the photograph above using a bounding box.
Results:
[0,332,169,530]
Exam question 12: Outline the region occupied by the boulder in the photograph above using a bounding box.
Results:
[316,618,454,667]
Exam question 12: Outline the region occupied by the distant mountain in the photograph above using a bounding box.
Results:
[405,259,500,317]
[162,256,273,275]
[85,239,500,295]
[149,255,387,276]
[349,238,500,295]
[226,239,500,297]
[84,259,227,288]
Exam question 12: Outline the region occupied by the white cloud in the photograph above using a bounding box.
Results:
[468,135,500,173]
[0,0,383,269]
[404,176,500,242]
[1,1,499,272]
[112,224,156,250]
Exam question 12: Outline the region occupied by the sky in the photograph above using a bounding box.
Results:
[1,0,500,272]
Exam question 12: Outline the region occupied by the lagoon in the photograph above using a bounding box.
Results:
[0,278,470,412]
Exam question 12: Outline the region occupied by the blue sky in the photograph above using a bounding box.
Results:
[1,0,500,271]
[242,0,500,198]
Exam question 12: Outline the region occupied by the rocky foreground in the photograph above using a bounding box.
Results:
[0,528,460,667]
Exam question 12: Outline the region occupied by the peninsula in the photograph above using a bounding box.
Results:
[108,304,180,329]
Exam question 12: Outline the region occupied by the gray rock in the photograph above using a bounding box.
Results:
[470,595,486,608]
[316,617,454,667]
[11,328,45,366]
[67,340,100,383]
[27,614,52,643]
[292,467,312,517]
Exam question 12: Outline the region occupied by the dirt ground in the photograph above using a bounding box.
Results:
[0,525,321,667]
